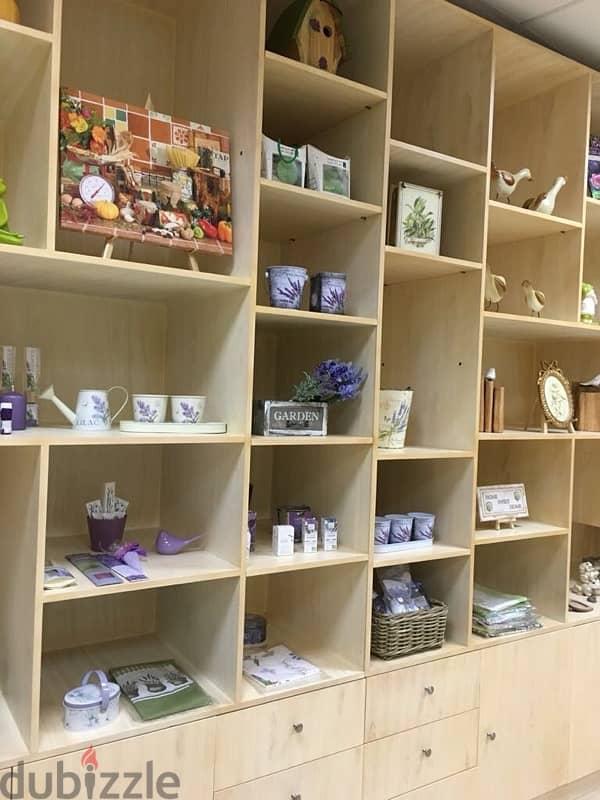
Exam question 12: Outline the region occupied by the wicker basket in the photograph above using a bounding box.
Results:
[371,600,448,660]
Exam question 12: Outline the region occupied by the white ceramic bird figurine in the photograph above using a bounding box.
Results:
[522,280,545,317]
[491,163,532,203]
[485,265,507,311]
[522,176,567,215]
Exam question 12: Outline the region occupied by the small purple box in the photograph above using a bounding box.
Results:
[277,505,312,544]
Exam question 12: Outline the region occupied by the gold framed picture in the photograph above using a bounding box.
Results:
[537,361,574,431]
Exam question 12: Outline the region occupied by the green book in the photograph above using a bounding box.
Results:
[109,660,212,721]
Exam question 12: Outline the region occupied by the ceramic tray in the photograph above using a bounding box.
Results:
[373,539,433,554]
[120,421,227,434]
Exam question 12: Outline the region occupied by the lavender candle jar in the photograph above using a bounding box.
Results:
[310,272,346,314]
[385,514,413,543]
[408,512,435,541]
[266,266,308,310]
[374,516,391,545]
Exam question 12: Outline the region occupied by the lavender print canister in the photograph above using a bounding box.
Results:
[374,516,391,545]
[310,272,346,314]
[170,396,206,423]
[266,266,308,310]
[378,390,413,449]
[408,512,435,542]
[133,394,168,423]
[385,514,413,543]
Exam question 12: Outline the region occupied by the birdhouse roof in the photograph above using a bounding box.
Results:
[268,0,346,57]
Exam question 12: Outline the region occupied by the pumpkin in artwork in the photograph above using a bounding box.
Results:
[94,200,119,221]
[267,0,347,74]
[0,0,21,23]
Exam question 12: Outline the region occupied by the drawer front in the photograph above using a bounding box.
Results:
[389,769,480,800]
[366,652,480,740]
[215,680,365,789]
[214,746,363,800]
[363,709,478,800]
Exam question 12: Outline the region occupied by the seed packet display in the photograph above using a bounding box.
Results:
[66,553,123,586]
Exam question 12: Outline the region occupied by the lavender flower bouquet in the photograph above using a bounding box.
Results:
[291,359,367,404]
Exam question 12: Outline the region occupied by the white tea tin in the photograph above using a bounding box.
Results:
[63,669,121,731]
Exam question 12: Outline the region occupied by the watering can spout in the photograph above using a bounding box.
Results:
[39,384,77,426]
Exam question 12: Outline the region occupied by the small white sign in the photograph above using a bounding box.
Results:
[477,484,529,523]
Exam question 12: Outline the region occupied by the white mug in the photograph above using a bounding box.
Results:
[170,395,206,424]
[76,387,129,431]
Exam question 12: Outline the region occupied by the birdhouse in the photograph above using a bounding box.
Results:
[268,0,347,74]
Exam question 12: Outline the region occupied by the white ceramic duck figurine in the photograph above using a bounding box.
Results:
[523,176,567,215]
[485,265,507,312]
[522,280,545,317]
[491,163,532,203]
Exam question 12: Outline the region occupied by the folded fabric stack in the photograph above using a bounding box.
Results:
[473,584,542,638]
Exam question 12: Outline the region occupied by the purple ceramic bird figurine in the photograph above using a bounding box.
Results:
[155,529,204,555]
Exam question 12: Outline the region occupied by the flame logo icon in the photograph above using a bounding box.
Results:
[81,746,99,770]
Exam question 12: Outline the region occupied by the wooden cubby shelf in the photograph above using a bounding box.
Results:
[259,179,382,240]
[384,246,482,284]
[263,51,387,141]
[488,200,583,246]
[4,0,600,787]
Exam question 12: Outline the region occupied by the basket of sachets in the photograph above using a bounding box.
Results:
[371,566,448,659]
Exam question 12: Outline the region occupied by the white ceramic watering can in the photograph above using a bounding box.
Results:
[40,385,129,431]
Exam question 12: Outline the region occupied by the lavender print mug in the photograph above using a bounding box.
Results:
[170,395,206,423]
[132,394,168,423]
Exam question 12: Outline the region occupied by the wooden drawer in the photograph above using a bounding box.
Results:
[214,680,365,789]
[366,652,480,740]
[388,769,479,800]
[363,709,478,800]
[214,746,363,800]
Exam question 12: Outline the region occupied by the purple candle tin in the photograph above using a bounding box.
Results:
[310,272,346,314]
[266,266,308,310]
[385,514,413,543]
[408,512,435,541]
[374,516,391,545]
[0,389,26,430]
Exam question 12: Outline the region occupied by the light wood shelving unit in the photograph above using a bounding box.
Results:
[4,2,600,796]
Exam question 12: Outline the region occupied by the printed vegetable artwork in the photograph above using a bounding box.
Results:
[58,90,233,257]
[402,195,436,247]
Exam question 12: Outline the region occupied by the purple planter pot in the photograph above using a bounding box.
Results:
[385,514,413,543]
[310,272,346,314]
[87,515,127,552]
[266,266,308,309]
[408,512,435,541]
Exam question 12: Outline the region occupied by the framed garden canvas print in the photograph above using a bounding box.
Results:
[58,89,233,257]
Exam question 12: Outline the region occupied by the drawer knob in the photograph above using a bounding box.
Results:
[487,731,497,741]
[424,685,435,695]
[291,795,302,800]
[422,748,432,758]
[293,722,304,733]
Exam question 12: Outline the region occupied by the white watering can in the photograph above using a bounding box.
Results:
[40,385,129,431]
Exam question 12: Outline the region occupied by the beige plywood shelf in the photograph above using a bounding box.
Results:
[252,436,372,447]
[0,694,27,763]
[389,139,486,186]
[483,311,600,342]
[384,246,481,283]
[44,534,239,603]
[259,179,382,240]
[255,306,377,330]
[368,641,470,675]
[471,616,564,650]
[475,521,568,546]
[263,51,386,141]
[38,634,232,755]
[0,20,51,117]
[479,430,574,441]
[488,200,582,245]
[373,543,471,568]
[586,197,600,234]
[377,446,473,460]
[0,428,246,447]
[247,544,367,577]
[0,245,250,301]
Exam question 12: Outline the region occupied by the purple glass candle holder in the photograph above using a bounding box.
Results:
[374,516,391,545]
[385,514,413,543]
[87,515,127,552]
[408,512,435,541]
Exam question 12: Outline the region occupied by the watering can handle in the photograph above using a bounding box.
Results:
[107,386,129,423]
